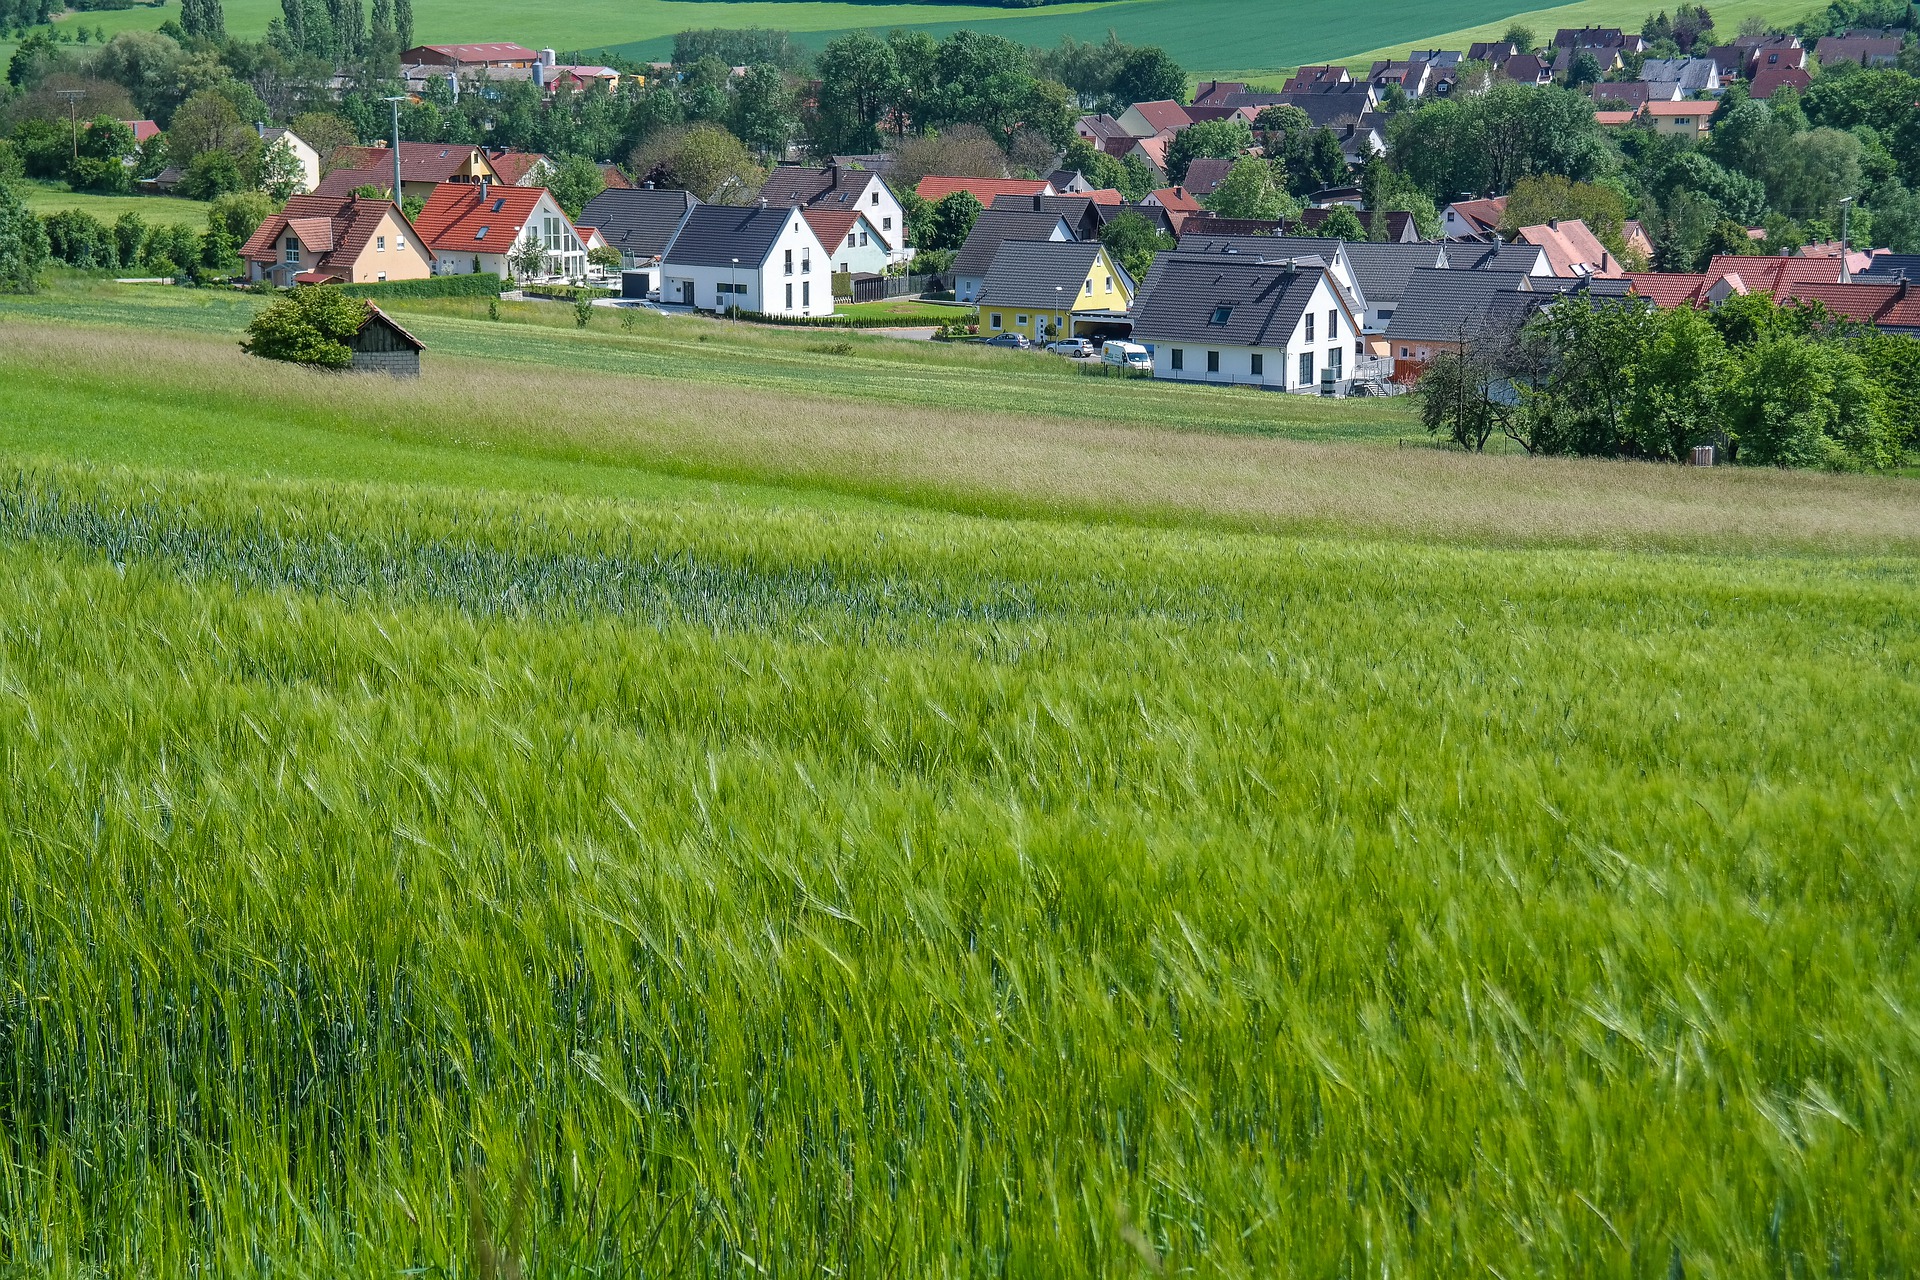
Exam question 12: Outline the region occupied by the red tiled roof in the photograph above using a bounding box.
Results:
[1447,196,1507,235]
[414,182,552,252]
[485,150,549,185]
[1702,255,1844,288]
[122,119,160,143]
[1085,188,1124,205]
[1180,157,1236,197]
[1517,219,1621,277]
[407,42,537,64]
[1148,185,1204,213]
[916,176,1052,203]
[1644,100,1710,118]
[1628,272,1920,329]
[1594,109,1640,126]
[326,142,495,185]
[600,165,632,189]
[238,192,415,278]
[1133,135,1172,169]
[802,206,890,254]
[1125,100,1193,135]
[1749,66,1812,98]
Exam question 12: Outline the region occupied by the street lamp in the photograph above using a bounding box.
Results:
[381,95,408,204]
[730,257,739,316]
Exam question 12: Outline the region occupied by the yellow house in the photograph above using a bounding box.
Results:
[1643,99,1712,140]
[976,240,1136,342]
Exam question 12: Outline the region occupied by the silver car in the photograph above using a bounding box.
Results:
[1046,338,1094,357]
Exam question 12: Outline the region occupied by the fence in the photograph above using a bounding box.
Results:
[851,273,938,303]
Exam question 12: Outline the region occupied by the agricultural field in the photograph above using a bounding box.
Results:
[12,180,212,230]
[1,290,1918,1275]
[32,0,1817,81]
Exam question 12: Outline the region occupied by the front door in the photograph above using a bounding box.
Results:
[681,280,694,305]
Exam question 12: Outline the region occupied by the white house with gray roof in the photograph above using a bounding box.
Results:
[1130,254,1365,393]
[658,202,832,317]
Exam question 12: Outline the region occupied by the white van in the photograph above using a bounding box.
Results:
[1102,340,1151,370]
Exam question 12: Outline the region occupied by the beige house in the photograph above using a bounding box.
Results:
[238,193,432,286]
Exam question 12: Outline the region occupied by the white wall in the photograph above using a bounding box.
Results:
[662,210,832,317]
[824,215,893,276]
[1148,274,1360,393]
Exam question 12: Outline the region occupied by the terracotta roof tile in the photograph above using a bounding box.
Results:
[415,182,551,252]
[916,176,1052,203]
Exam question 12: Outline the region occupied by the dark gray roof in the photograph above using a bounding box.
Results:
[576,186,698,259]
[661,203,803,269]
[977,240,1121,310]
[989,193,1112,239]
[1860,254,1920,280]
[1130,255,1334,346]
[1339,241,1451,301]
[1449,243,1550,273]
[756,163,889,210]
[1386,268,1538,343]
[952,208,1073,279]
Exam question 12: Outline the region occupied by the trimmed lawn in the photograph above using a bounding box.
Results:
[16,180,212,230]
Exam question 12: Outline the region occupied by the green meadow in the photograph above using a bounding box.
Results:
[0,286,1917,1275]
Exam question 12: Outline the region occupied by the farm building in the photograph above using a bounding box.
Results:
[350,305,424,376]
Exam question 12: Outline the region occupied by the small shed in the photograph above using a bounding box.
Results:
[350,303,424,376]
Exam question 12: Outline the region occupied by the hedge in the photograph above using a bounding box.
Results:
[339,274,503,300]
[520,284,616,301]
[729,310,958,329]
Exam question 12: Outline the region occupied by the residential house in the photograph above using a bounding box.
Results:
[950,206,1075,303]
[238,192,431,287]
[1813,30,1903,66]
[1143,185,1206,233]
[1336,239,1452,329]
[1707,34,1807,79]
[1643,99,1713,140]
[1295,207,1422,242]
[916,176,1054,206]
[319,142,499,203]
[1860,253,1920,280]
[1621,220,1655,261]
[1116,99,1194,139]
[486,150,556,186]
[1441,196,1507,241]
[989,192,1116,241]
[1385,268,1542,379]
[257,127,321,194]
[1369,59,1434,98]
[1282,65,1350,93]
[576,185,699,274]
[1173,233,1368,321]
[804,206,894,277]
[658,201,833,316]
[1180,157,1237,199]
[1277,84,1381,132]
[1075,113,1133,150]
[1551,26,1645,76]
[1047,168,1096,193]
[1126,135,1174,178]
[1750,65,1814,97]
[1130,254,1365,392]
[122,119,161,145]
[1595,107,1644,128]
[1449,242,1555,275]
[1640,56,1722,93]
[1626,270,1920,333]
[1497,54,1556,85]
[1467,40,1521,63]
[414,181,587,280]
[975,240,1134,341]
[1193,80,1250,106]
[759,161,909,262]
[1177,213,1287,237]
[1515,219,1622,277]
[1588,81,1681,108]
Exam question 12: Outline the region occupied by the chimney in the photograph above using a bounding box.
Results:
[479,179,489,203]
[645,180,654,189]
[255,121,266,138]
[1033,194,1043,211]
[758,197,768,207]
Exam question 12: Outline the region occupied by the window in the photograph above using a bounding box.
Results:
[1206,350,1220,373]
[990,313,1002,329]
[377,236,386,251]
[1084,280,1093,295]
[859,231,869,247]
[396,236,407,251]
[1298,351,1313,385]
[839,262,848,273]
[1171,348,1184,370]
[491,198,505,213]
[802,280,810,306]
[882,216,892,230]
[1251,352,1264,376]
[846,234,856,248]
[475,226,489,240]
[283,237,299,264]
[1400,347,1410,358]
[376,271,387,281]
[1328,308,1338,335]
[1305,313,1315,341]
[802,255,811,274]
[871,191,879,204]
[1105,276,1113,293]
[786,282,793,308]
[1209,306,1232,326]
[1327,347,1343,379]
[784,249,793,274]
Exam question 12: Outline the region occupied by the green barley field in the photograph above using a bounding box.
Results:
[0,287,1918,1276]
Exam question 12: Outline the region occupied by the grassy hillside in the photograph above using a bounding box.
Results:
[0,289,1917,1275]
[14,180,211,229]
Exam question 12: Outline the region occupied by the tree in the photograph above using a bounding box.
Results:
[1567,51,1603,88]
[1501,23,1537,50]
[1387,82,1605,201]
[812,32,896,156]
[628,124,764,203]
[1418,349,1503,450]
[1727,337,1892,468]
[243,286,370,368]
[293,112,357,174]
[1624,304,1728,460]
[545,154,606,219]
[508,234,548,282]
[1514,297,1656,456]
[1109,44,1186,108]
[180,0,226,43]
[1118,152,1157,202]
[258,135,307,198]
[925,190,982,252]
[1164,118,1251,186]
[1498,174,1630,259]
[1309,205,1367,239]
[68,115,135,194]
[394,0,412,48]
[207,190,276,245]
[924,30,1040,139]
[729,63,795,157]
[167,87,250,164]
[0,180,53,292]
[1204,156,1297,220]
[886,125,1008,189]
[1098,209,1174,283]
[180,149,245,200]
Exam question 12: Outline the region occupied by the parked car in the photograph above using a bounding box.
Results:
[984,332,1031,349]
[1101,340,1152,370]
[1046,338,1094,357]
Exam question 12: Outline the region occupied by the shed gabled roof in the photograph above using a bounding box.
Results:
[661,202,807,269]
[1124,100,1194,135]
[951,208,1074,279]
[327,142,496,185]
[1130,255,1341,346]
[1449,242,1551,274]
[359,303,426,351]
[485,150,551,185]
[576,186,699,259]
[976,240,1123,309]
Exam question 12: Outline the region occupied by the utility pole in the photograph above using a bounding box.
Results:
[57,89,86,160]
[382,95,407,205]
[1838,196,1854,283]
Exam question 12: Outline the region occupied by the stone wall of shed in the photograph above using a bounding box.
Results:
[350,349,420,377]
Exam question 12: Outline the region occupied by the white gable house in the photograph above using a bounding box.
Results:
[660,202,833,317]
[1131,254,1364,393]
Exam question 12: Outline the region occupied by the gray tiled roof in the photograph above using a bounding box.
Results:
[661,203,801,269]
[576,187,698,259]
[755,163,888,209]
[1129,255,1333,346]
[1448,243,1551,274]
[976,240,1122,310]
[1339,241,1453,301]
[952,209,1073,280]
[1386,268,1538,343]
[1860,253,1920,280]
